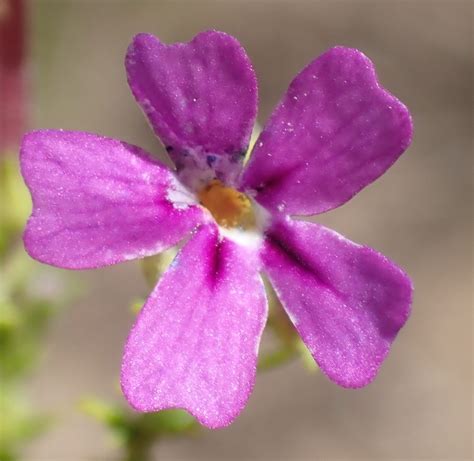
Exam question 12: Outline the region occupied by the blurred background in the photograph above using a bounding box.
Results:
[0,0,472,460]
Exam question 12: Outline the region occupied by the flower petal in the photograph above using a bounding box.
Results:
[126,30,258,188]
[21,130,203,269]
[241,47,413,215]
[121,224,267,429]
[261,218,412,387]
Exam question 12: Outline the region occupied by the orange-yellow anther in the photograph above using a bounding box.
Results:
[198,180,255,229]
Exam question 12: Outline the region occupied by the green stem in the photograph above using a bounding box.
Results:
[258,344,299,371]
[124,431,155,461]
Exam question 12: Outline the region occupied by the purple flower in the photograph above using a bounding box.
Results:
[20,30,413,429]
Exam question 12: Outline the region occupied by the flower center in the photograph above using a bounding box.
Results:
[198,180,256,229]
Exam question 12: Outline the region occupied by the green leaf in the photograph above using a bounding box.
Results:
[80,397,127,431]
[0,158,32,257]
[140,249,177,288]
[0,301,21,330]
[130,298,145,315]
[0,388,50,458]
[296,340,319,373]
[139,409,196,435]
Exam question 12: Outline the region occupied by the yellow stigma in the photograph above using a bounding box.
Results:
[198,180,255,229]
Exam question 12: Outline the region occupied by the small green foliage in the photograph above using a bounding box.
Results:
[0,158,31,257]
[137,409,196,435]
[0,245,63,382]
[80,397,130,442]
[0,156,70,461]
[262,276,319,372]
[140,248,177,288]
[296,340,318,373]
[0,254,65,460]
[81,396,197,461]
[0,388,50,460]
[258,343,298,371]
[130,298,145,315]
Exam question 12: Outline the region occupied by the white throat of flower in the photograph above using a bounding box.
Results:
[167,176,269,248]
[217,197,270,248]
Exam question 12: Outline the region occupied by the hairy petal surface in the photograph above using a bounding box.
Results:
[262,218,412,387]
[241,47,413,215]
[21,130,203,269]
[121,224,267,428]
[126,30,258,188]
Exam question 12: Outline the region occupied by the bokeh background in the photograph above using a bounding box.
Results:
[1,0,472,460]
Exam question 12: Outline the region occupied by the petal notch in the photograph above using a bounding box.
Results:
[262,218,412,387]
[121,224,267,428]
[241,47,412,215]
[126,31,258,186]
[21,130,203,269]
